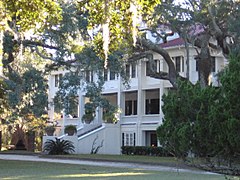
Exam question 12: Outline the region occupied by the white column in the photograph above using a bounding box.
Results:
[159,80,165,125]
[136,60,143,146]
[79,93,85,126]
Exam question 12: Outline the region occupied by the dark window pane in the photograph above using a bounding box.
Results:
[150,133,157,146]
[125,100,132,115]
[211,57,216,72]
[175,56,181,72]
[146,61,157,76]
[126,64,130,77]
[122,133,124,146]
[55,74,62,87]
[133,100,137,115]
[182,57,184,72]
[85,70,90,82]
[104,69,108,81]
[110,70,115,80]
[145,99,150,114]
[54,75,59,87]
[150,99,159,114]
[145,99,159,114]
[146,61,150,76]
[196,60,199,72]
[131,64,136,78]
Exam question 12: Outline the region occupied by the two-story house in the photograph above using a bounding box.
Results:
[44,37,226,154]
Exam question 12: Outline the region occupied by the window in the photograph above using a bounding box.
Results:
[85,70,93,82]
[110,70,115,80]
[104,69,108,81]
[125,91,137,116]
[146,60,158,76]
[68,96,79,118]
[54,74,62,87]
[125,100,132,115]
[122,132,136,146]
[145,99,160,114]
[145,89,160,115]
[125,63,137,78]
[126,64,130,77]
[131,64,136,78]
[172,56,184,73]
[196,59,199,72]
[145,131,157,146]
[211,57,216,72]
[125,100,137,116]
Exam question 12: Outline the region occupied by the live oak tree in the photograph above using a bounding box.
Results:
[0,0,61,76]
[0,0,62,149]
[79,0,240,88]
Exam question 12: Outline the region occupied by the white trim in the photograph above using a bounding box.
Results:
[78,125,105,140]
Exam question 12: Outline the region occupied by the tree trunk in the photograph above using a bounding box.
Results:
[0,31,3,77]
[195,34,212,88]
[138,38,178,88]
[26,131,35,152]
[0,130,2,151]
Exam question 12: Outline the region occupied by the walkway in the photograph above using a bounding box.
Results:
[0,154,218,175]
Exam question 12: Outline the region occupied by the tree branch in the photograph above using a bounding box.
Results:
[148,71,169,80]
[137,38,178,88]
[128,52,152,63]
[23,40,61,50]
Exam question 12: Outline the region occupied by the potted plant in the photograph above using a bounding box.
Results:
[103,105,121,124]
[82,113,95,124]
[81,102,95,124]
[45,126,56,136]
[103,111,115,123]
[64,125,77,136]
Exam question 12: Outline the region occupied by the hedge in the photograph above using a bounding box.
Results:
[121,146,172,156]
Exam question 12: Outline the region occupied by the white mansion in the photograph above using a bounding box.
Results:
[44,37,226,154]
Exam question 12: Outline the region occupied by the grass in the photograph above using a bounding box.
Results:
[0,159,225,180]
[43,154,179,164]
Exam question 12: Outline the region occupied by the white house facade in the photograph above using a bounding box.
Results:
[43,38,226,154]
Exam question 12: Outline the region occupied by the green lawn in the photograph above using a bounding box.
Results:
[0,159,225,180]
[44,154,179,164]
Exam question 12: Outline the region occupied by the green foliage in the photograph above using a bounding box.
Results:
[0,78,7,114]
[78,0,160,57]
[209,54,240,161]
[43,138,75,155]
[157,79,219,158]
[5,67,48,118]
[54,72,81,115]
[158,54,240,166]
[121,146,171,157]
[64,125,77,135]
[44,126,56,136]
[2,0,62,32]
[81,102,95,123]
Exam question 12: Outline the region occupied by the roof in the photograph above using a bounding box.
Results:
[159,37,185,48]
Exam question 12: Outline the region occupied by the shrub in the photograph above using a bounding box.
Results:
[121,146,171,157]
[64,125,77,135]
[43,138,75,155]
[44,126,55,136]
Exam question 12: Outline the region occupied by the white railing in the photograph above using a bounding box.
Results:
[78,124,105,140]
